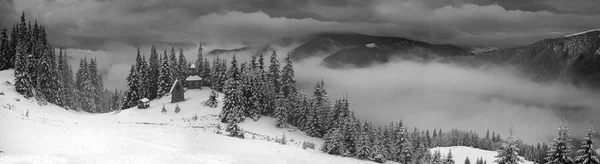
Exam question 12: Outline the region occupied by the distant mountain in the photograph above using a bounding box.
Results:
[289,32,473,68]
[467,30,600,88]
[207,47,252,56]
[206,45,277,57]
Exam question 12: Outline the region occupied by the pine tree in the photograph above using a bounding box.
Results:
[267,50,281,93]
[122,65,140,109]
[177,47,187,83]
[36,45,60,105]
[356,122,372,160]
[157,50,173,98]
[202,58,211,83]
[57,49,76,110]
[495,127,524,164]
[372,128,388,163]
[148,45,160,99]
[174,104,181,113]
[274,90,288,128]
[89,58,104,112]
[465,157,471,164]
[169,47,178,80]
[574,123,599,164]
[399,126,413,164]
[432,150,443,164]
[280,54,296,98]
[247,70,265,120]
[80,61,96,112]
[303,99,321,137]
[446,149,455,164]
[0,28,9,70]
[226,121,244,138]
[546,122,573,164]
[341,114,358,156]
[14,12,33,98]
[426,129,432,148]
[161,105,167,114]
[112,89,121,111]
[312,80,330,135]
[220,79,245,124]
[203,90,219,108]
[195,45,203,76]
[322,128,349,156]
[75,58,87,91]
[228,55,240,81]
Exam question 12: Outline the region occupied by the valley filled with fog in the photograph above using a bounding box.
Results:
[64,42,600,145]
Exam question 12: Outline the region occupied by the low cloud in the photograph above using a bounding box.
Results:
[293,56,600,144]
[60,40,599,144]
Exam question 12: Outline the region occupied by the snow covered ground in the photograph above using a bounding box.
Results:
[430,146,533,164]
[0,69,537,164]
[0,69,375,164]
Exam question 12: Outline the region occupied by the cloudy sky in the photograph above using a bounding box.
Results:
[1,0,600,50]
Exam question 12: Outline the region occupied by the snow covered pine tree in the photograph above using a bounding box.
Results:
[494,127,524,164]
[575,123,599,164]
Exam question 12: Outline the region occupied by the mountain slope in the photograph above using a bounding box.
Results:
[471,30,600,88]
[0,69,376,164]
[289,32,473,68]
[207,47,252,56]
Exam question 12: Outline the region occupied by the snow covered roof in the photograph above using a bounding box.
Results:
[170,79,181,93]
[190,64,196,69]
[365,43,377,48]
[139,98,149,103]
[186,75,202,81]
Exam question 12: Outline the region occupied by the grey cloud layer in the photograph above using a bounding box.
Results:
[1,0,600,50]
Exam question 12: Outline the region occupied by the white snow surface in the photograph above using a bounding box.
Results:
[565,29,600,37]
[366,43,377,48]
[430,146,533,164]
[0,69,377,164]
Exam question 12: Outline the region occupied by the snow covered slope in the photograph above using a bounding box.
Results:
[430,146,533,164]
[0,69,376,164]
[565,29,600,37]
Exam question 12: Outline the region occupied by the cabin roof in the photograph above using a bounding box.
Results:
[186,75,203,81]
[169,79,182,93]
[139,98,149,103]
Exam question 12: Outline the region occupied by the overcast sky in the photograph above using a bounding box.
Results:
[2,0,600,50]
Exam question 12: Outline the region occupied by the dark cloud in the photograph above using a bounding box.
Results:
[0,0,16,28]
[0,0,599,50]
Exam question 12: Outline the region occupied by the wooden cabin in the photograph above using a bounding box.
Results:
[170,79,185,103]
[138,98,150,109]
[186,75,203,89]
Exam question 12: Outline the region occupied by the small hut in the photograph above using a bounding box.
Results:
[170,79,185,103]
[186,75,203,89]
[138,98,150,109]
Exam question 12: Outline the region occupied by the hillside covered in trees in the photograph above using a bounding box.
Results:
[1,12,598,164]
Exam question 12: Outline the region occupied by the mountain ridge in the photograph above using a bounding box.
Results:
[288,32,474,68]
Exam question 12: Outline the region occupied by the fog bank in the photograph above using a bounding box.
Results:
[294,57,600,144]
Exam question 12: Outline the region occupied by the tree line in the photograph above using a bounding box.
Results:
[209,50,598,164]
[0,12,119,113]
